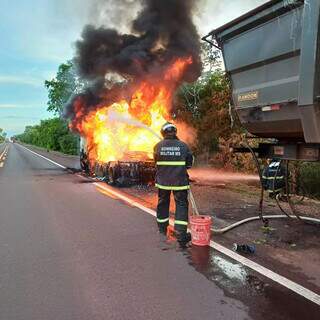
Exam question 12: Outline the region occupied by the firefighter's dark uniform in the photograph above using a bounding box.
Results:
[153,136,193,235]
[262,159,285,197]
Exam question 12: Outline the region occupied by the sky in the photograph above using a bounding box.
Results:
[0,0,266,137]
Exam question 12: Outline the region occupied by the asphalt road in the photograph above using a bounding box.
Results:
[0,142,319,320]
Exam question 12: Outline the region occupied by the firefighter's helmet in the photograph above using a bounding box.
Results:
[161,122,177,137]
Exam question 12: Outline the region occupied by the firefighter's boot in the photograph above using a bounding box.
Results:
[158,223,168,236]
[176,231,192,248]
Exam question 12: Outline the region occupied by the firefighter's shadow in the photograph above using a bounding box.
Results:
[75,179,95,184]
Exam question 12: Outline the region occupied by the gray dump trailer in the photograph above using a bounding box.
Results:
[203,0,320,161]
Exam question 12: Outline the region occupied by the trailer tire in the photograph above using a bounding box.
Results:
[108,168,116,186]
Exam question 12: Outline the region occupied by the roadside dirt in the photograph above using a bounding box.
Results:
[120,170,320,293]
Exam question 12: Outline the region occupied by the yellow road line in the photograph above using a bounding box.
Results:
[0,148,7,161]
[0,147,7,160]
[0,145,9,165]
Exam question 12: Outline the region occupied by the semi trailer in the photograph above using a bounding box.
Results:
[203,0,320,161]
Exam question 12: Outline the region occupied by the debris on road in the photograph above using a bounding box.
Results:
[233,244,256,254]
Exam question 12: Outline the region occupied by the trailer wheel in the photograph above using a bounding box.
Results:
[108,168,116,185]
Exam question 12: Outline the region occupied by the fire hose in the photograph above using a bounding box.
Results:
[189,188,200,216]
[189,183,320,235]
[210,214,320,234]
[188,181,320,234]
[187,145,320,234]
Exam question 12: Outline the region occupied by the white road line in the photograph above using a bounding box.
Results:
[17,144,67,169]
[211,242,320,306]
[20,145,320,306]
[0,162,3,168]
[0,145,8,162]
[86,181,320,306]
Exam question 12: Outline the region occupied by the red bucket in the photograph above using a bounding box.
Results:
[190,215,212,246]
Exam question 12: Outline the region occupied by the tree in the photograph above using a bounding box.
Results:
[0,128,7,143]
[175,70,233,153]
[174,68,256,171]
[16,118,79,155]
[38,60,83,155]
[44,61,83,115]
[200,42,222,73]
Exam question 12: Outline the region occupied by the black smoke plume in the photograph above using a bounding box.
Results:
[64,0,202,126]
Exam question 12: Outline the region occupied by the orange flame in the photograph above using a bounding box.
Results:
[76,57,192,164]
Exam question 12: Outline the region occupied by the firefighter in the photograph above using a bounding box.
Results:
[153,122,193,247]
[262,158,286,198]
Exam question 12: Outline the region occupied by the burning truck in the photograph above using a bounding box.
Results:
[65,0,201,186]
[80,136,156,186]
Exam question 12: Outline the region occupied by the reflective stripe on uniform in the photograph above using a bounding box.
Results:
[157,218,169,223]
[262,176,284,180]
[174,220,188,226]
[156,161,186,166]
[269,162,280,167]
[155,184,190,190]
[267,188,283,193]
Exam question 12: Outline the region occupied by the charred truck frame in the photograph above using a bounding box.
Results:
[93,155,155,187]
[203,0,320,162]
[80,138,155,187]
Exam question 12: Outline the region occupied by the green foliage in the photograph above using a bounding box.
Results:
[58,133,79,155]
[19,60,83,155]
[175,69,261,171]
[175,70,234,155]
[299,163,320,198]
[0,128,7,143]
[16,118,79,155]
[44,61,81,115]
[201,42,222,72]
